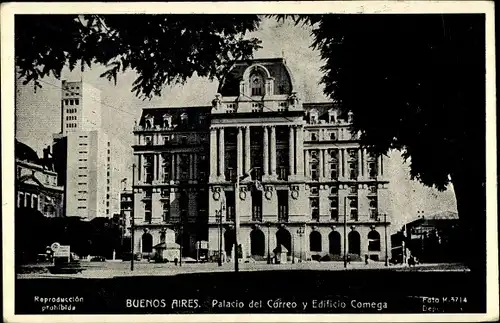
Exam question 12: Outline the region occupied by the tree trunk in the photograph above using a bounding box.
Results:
[450,166,486,277]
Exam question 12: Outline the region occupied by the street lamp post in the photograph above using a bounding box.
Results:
[292,233,295,264]
[384,213,388,267]
[131,164,136,272]
[296,226,305,263]
[216,198,225,266]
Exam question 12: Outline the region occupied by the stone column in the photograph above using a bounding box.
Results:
[136,154,141,182]
[209,127,217,180]
[237,127,243,177]
[289,126,295,175]
[270,126,277,176]
[218,127,225,178]
[338,149,343,179]
[358,149,363,179]
[171,154,175,182]
[158,153,163,182]
[263,127,269,176]
[176,154,181,181]
[245,126,251,174]
[189,154,194,181]
[363,148,368,177]
[319,149,324,179]
[296,126,304,177]
[343,149,349,179]
[193,154,197,181]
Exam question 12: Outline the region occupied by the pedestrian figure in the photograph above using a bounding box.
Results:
[174,258,178,266]
[347,255,351,264]
[408,256,415,267]
[365,254,369,265]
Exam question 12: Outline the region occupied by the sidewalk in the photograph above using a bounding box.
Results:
[17,261,469,279]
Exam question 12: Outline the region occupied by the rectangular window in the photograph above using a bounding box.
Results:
[78,191,88,194]
[75,99,79,105]
[251,191,263,221]
[225,191,235,222]
[78,198,87,201]
[65,99,69,105]
[310,197,319,221]
[78,175,87,177]
[144,201,152,223]
[79,151,87,154]
[162,200,170,222]
[78,182,86,185]
[78,206,86,209]
[78,167,87,169]
[79,143,87,146]
[70,99,74,105]
[277,190,289,222]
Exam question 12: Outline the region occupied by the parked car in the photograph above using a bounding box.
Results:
[90,255,106,262]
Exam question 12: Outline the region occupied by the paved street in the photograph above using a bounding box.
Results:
[17,261,469,279]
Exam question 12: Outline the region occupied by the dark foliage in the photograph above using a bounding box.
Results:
[15,14,262,99]
[15,207,125,265]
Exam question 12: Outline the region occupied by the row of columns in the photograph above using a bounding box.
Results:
[136,153,199,182]
[305,148,383,178]
[210,125,304,180]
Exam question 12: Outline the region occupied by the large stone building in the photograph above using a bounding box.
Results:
[15,140,64,217]
[52,80,114,220]
[131,58,391,262]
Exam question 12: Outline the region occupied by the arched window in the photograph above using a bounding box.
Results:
[250,229,265,257]
[368,230,381,251]
[276,228,291,256]
[250,73,265,96]
[142,233,153,253]
[309,231,322,252]
[348,230,361,255]
[329,231,341,255]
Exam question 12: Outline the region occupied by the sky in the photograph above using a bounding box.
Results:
[15,16,457,231]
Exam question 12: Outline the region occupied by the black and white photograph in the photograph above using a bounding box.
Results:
[2,2,498,322]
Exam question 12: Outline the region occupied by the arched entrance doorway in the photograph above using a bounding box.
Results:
[224,229,235,257]
[329,231,341,255]
[141,232,153,253]
[348,230,361,255]
[309,231,322,252]
[368,230,381,251]
[250,229,265,257]
[276,227,291,256]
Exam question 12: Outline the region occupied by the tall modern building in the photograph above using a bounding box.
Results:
[131,58,391,262]
[52,80,113,220]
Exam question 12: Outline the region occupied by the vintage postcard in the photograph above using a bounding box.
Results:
[1,1,498,322]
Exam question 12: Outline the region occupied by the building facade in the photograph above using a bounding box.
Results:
[15,140,64,217]
[52,80,113,220]
[131,58,391,261]
[120,188,133,238]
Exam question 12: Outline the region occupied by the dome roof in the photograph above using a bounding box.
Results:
[15,139,39,164]
[218,58,294,97]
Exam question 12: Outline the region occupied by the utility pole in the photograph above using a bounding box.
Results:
[131,164,135,271]
[344,196,347,268]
